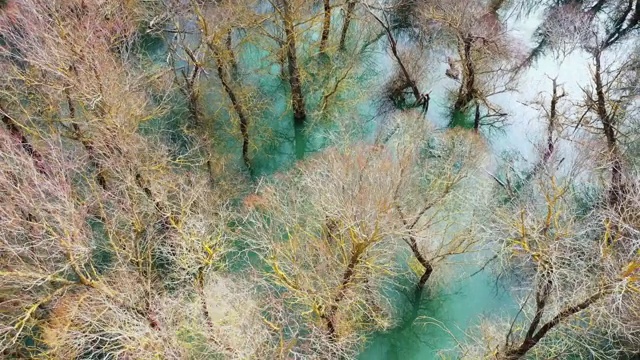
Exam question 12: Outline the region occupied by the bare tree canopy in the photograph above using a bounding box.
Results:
[0,0,639,358]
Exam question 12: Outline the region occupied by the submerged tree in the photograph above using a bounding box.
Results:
[2,0,640,358]
[366,2,424,109]
[382,115,489,292]
[0,0,268,358]
[319,0,332,55]
[275,0,308,124]
[578,37,639,208]
[340,0,358,51]
[420,0,520,130]
[466,137,640,359]
[245,114,488,355]
[189,0,254,169]
[517,0,640,68]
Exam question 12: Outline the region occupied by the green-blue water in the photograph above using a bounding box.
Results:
[138,13,517,358]
[360,262,513,359]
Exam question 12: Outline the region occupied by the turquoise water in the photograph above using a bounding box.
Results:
[360,262,514,359]
[141,11,524,358]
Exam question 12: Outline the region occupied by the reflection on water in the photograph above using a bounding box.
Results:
[360,260,514,360]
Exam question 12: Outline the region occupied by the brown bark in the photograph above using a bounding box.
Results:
[1,110,48,176]
[319,0,331,55]
[593,49,624,207]
[409,237,433,289]
[421,93,430,114]
[71,123,107,190]
[594,52,617,153]
[208,43,251,169]
[390,38,421,104]
[226,29,238,77]
[395,205,434,289]
[323,242,364,339]
[282,0,307,124]
[320,61,354,111]
[543,79,561,163]
[453,35,475,114]
[134,172,175,232]
[529,79,565,178]
[196,269,215,331]
[63,63,108,189]
[524,275,553,342]
[501,291,604,360]
[182,47,203,127]
[339,1,356,51]
[192,2,249,168]
[473,101,480,133]
[368,9,421,103]
[603,0,640,49]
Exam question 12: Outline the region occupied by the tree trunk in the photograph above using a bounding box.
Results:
[389,37,420,104]
[453,35,475,114]
[530,79,563,177]
[593,48,624,207]
[409,238,433,289]
[319,0,331,55]
[368,10,421,103]
[196,268,215,331]
[543,79,560,163]
[187,85,201,127]
[181,49,202,128]
[501,291,603,360]
[603,0,640,49]
[63,64,108,188]
[176,45,202,129]
[282,0,307,124]
[1,109,48,176]
[72,123,107,190]
[66,93,107,189]
[210,43,251,169]
[418,260,433,288]
[473,101,480,133]
[339,1,356,51]
[323,244,363,339]
[395,205,434,290]
[226,29,238,77]
[420,93,430,115]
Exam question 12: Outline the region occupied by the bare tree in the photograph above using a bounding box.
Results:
[319,0,332,55]
[340,0,358,51]
[366,2,423,107]
[185,0,254,169]
[244,114,488,356]
[245,147,402,356]
[0,1,267,358]
[420,0,520,130]
[468,151,640,359]
[575,37,639,208]
[276,0,308,124]
[384,115,489,292]
[518,0,640,68]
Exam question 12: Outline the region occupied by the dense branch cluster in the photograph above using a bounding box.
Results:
[0,0,638,359]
